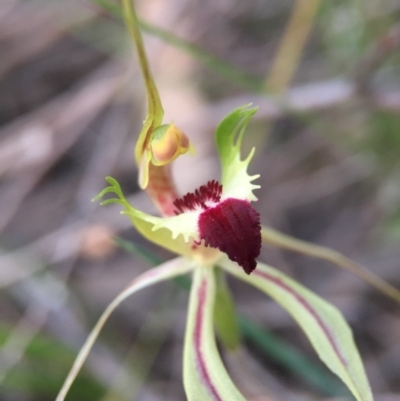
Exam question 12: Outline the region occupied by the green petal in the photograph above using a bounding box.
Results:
[93,177,199,256]
[261,225,400,304]
[220,258,373,401]
[56,257,193,401]
[215,104,260,201]
[183,265,246,401]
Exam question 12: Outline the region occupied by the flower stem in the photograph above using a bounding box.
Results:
[121,0,164,163]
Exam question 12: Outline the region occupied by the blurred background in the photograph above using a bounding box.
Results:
[1,0,400,400]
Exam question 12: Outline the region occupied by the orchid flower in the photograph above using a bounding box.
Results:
[55,2,382,400]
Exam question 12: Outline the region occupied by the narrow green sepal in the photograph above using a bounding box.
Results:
[183,265,246,401]
[220,258,374,401]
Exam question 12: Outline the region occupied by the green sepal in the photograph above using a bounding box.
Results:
[183,265,246,401]
[215,104,260,201]
[93,177,199,257]
[221,258,374,401]
[56,257,194,401]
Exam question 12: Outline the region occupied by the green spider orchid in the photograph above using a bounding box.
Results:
[56,102,373,401]
[55,1,390,400]
[95,104,262,275]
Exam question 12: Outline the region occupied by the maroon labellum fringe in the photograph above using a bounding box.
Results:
[174,180,222,213]
[174,181,261,274]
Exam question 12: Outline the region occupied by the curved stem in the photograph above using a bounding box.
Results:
[121,0,163,162]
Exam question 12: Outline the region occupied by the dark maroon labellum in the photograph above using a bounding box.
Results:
[173,181,261,274]
[198,198,261,274]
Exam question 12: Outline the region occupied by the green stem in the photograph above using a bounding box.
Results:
[91,0,263,92]
[120,0,164,162]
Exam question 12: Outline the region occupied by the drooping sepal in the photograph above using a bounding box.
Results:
[215,105,260,202]
[261,225,400,305]
[183,265,246,401]
[56,257,194,401]
[220,258,374,401]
